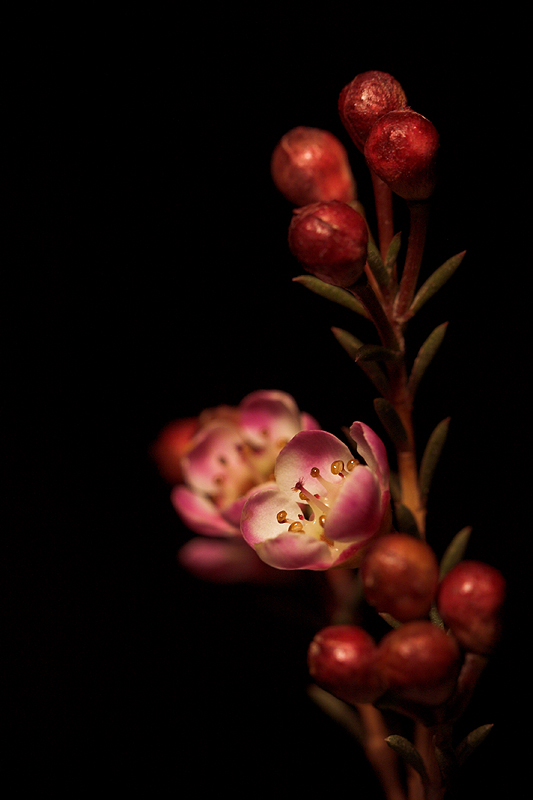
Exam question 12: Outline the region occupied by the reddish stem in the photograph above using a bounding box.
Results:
[371,170,395,260]
[395,202,430,320]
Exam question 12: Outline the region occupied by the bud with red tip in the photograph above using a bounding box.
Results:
[364,109,439,201]
[338,70,407,153]
[437,561,506,655]
[308,625,386,704]
[288,200,368,287]
[271,126,356,207]
[361,533,440,622]
[377,620,461,705]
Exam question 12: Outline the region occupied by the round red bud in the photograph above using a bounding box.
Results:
[377,620,461,706]
[271,126,356,207]
[364,110,439,201]
[288,200,368,287]
[361,533,440,622]
[150,417,200,484]
[308,625,386,704]
[338,70,407,152]
[437,560,506,655]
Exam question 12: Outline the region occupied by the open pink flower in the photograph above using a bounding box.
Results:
[171,390,320,538]
[240,422,391,570]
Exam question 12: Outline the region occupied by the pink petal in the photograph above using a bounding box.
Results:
[238,389,303,447]
[171,485,239,537]
[301,411,321,431]
[275,429,353,498]
[181,423,248,494]
[255,531,334,570]
[240,483,302,546]
[325,465,383,543]
[349,422,389,489]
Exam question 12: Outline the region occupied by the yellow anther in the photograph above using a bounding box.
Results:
[288,521,304,532]
[346,459,358,471]
[318,515,327,527]
[299,491,308,502]
[310,467,320,478]
[277,510,288,523]
[330,460,344,474]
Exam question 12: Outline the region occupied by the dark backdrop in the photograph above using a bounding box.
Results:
[5,8,529,796]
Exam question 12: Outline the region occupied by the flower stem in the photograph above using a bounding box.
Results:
[371,170,395,260]
[395,202,430,321]
[357,704,407,800]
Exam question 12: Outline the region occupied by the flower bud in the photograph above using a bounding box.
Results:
[361,533,440,622]
[150,417,200,484]
[437,561,506,655]
[308,625,386,704]
[377,621,461,706]
[338,70,407,152]
[271,126,356,207]
[288,200,368,287]
[364,110,439,201]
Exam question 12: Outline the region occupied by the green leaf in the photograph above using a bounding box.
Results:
[439,526,472,579]
[419,417,450,502]
[292,275,369,317]
[394,503,421,538]
[366,239,391,289]
[355,344,402,362]
[385,735,429,784]
[409,251,466,317]
[408,322,448,398]
[385,232,402,271]
[456,724,494,766]
[373,397,409,449]
[332,328,390,397]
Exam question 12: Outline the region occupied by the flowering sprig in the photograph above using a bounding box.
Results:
[153,68,505,800]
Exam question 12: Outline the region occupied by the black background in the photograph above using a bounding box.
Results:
[5,7,530,796]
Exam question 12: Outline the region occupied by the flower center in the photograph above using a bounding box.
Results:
[276,458,359,548]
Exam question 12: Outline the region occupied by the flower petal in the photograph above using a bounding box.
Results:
[256,531,335,570]
[178,537,275,583]
[325,465,383,543]
[349,421,389,489]
[171,485,239,537]
[238,390,303,448]
[240,483,302,545]
[275,429,353,498]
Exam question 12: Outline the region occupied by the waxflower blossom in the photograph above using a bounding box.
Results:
[170,390,320,538]
[270,126,356,207]
[240,421,391,570]
[288,200,368,288]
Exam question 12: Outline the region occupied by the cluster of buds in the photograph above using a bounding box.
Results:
[308,533,505,713]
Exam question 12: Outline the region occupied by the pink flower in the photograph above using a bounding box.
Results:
[171,390,320,538]
[240,422,391,570]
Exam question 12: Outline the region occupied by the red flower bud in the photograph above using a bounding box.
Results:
[308,625,386,704]
[361,533,440,622]
[437,561,506,655]
[150,417,200,484]
[364,109,439,201]
[271,126,356,207]
[288,200,368,287]
[377,620,461,706]
[338,70,407,152]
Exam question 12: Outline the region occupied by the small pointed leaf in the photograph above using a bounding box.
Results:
[355,344,402,362]
[409,251,466,317]
[408,322,448,398]
[439,526,472,579]
[385,231,402,271]
[385,735,429,783]
[332,328,390,396]
[366,240,391,289]
[293,275,369,316]
[456,724,494,766]
[419,417,450,502]
[374,397,409,449]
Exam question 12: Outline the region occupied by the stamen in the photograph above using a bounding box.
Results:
[288,521,304,532]
[277,510,288,523]
[310,467,320,478]
[330,460,345,475]
[346,458,358,471]
[318,515,327,527]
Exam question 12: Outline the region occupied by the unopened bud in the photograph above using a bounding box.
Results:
[150,417,199,484]
[288,200,368,287]
[364,110,439,201]
[361,533,440,622]
[338,70,407,152]
[377,620,461,705]
[308,625,386,704]
[437,561,506,655]
[271,126,356,207]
